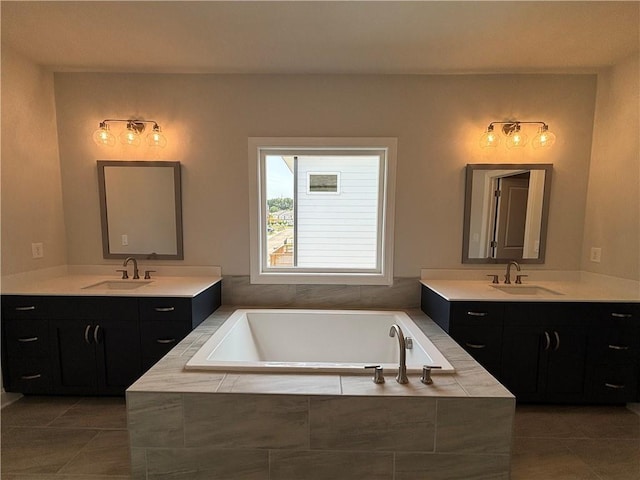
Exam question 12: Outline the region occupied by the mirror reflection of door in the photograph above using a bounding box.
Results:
[492,173,530,259]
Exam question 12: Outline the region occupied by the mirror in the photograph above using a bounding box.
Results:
[462,163,552,264]
[97,160,183,259]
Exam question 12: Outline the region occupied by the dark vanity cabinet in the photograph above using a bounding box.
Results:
[1,281,221,395]
[421,285,640,404]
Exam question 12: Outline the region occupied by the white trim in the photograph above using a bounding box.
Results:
[248,137,397,285]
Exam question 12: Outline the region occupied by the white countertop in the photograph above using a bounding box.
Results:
[1,266,222,298]
[420,278,640,303]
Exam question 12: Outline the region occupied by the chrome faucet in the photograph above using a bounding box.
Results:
[504,260,521,284]
[123,257,140,279]
[389,324,409,384]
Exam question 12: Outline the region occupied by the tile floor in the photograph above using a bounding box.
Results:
[1,396,639,479]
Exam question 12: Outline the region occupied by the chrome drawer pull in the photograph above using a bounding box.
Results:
[21,374,42,380]
[154,307,175,312]
[84,325,92,344]
[94,325,101,344]
[554,331,561,351]
[465,342,486,349]
[608,344,629,350]
[18,336,39,343]
[604,383,625,389]
[466,311,488,317]
[544,331,551,350]
[611,313,632,318]
[156,338,177,344]
[15,306,36,311]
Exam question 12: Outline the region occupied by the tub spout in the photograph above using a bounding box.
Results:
[389,324,409,384]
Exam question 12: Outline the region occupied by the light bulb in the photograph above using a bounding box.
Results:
[92,122,115,146]
[119,123,141,146]
[532,125,556,148]
[146,125,167,148]
[479,125,499,148]
[505,125,527,149]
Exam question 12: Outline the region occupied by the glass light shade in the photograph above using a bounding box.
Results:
[532,127,556,148]
[119,126,141,146]
[146,126,167,148]
[93,124,116,146]
[479,127,500,148]
[505,128,528,149]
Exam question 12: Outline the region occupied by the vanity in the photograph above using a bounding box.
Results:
[1,272,221,395]
[421,277,640,404]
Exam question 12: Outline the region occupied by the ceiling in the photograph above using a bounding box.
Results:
[2,1,639,74]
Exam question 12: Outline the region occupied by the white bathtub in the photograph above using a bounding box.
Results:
[185,309,454,374]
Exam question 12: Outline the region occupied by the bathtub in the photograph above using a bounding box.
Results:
[185,309,454,374]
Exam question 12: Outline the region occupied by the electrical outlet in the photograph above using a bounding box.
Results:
[590,247,602,263]
[122,234,129,246]
[31,242,44,259]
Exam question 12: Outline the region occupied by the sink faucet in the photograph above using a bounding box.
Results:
[123,257,140,279]
[389,324,409,384]
[504,260,521,284]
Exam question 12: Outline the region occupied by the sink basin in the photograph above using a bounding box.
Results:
[491,285,563,296]
[83,280,153,290]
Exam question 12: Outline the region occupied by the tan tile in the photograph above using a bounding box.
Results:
[360,277,421,308]
[564,438,640,480]
[340,373,468,397]
[395,452,510,480]
[126,392,184,448]
[129,355,225,393]
[0,396,81,428]
[218,373,341,395]
[49,397,127,429]
[309,396,436,451]
[146,447,269,479]
[294,284,362,308]
[58,430,131,476]
[270,450,393,480]
[435,397,514,454]
[183,393,309,449]
[130,447,147,480]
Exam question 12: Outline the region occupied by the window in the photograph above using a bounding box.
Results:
[248,137,397,285]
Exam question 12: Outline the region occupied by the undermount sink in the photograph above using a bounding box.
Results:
[82,280,153,290]
[491,285,564,296]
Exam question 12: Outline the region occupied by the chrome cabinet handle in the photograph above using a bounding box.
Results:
[156,338,176,344]
[20,374,42,380]
[18,336,39,343]
[544,331,551,350]
[154,307,175,312]
[605,383,625,389]
[608,344,629,350]
[465,342,487,349]
[466,311,488,317]
[611,313,632,318]
[554,331,560,351]
[15,306,36,311]
[84,325,92,344]
[93,325,101,344]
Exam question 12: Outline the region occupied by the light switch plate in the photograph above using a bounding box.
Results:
[590,247,602,263]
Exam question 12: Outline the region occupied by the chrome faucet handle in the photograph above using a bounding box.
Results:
[116,269,129,279]
[364,365,385,384]
[420,365,442,385]
[515,274,528,284]
[144,270,156,280]
[486,274,499,284]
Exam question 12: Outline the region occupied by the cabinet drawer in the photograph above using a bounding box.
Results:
[589,365,638,403]
[2,296,51,319]
[450,323,503,372]
[6,358,52,394]
[140,321,190,359]
[450,302,504,325]
[139,298,191,321]
[4,319,49,357]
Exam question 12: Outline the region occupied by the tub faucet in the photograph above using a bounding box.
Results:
[123,257,140,279]
[389,324,409,384]
[504,260,521,284]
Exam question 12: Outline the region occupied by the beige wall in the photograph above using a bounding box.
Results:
[1,46,67,275]
[583,54,640,281]
[52,73,597,277]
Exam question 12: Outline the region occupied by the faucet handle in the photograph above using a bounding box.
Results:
[144,270,156,280]
[515,274,528,284]
[116,269,129,280]
[486,274,499,284]
[364,365,385,384]
[420,365,442,385]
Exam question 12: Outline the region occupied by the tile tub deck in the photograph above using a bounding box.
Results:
[127,306,515,480]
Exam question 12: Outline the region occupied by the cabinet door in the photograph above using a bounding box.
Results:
[543,322,589,402]
[501,320,547,402]
[94,319,142,395]
[49,320,98,394]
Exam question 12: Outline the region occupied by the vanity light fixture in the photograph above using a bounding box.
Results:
[93,119,167,148]
[480,121,556,149]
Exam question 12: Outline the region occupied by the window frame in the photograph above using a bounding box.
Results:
[248,137,397,285]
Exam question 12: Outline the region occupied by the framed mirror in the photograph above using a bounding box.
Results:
[97,160,183,259]
[462,163,552,264]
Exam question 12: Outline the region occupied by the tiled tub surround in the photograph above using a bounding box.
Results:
[127,306,515,480]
